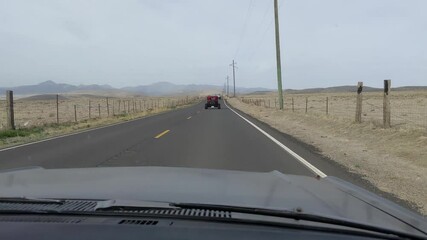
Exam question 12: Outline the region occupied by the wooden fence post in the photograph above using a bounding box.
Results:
[89,100,91,119]
[56,94,59,124]
[292,98,294,112]
[6,90,15,130]
[305,97,308,114]
[383,80,391,128]
[74,105,77,122]
[106,97,110,116]
[355,82,363,123]
[112,100,115,116]
[98,104,101,118]
[326,97,329,115]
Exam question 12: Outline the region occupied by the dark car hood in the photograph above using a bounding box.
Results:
[0,166,425,235]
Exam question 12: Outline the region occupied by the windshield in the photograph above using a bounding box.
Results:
[0,0,426,238]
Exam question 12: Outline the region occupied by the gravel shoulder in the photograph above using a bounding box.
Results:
[227,98,427,215]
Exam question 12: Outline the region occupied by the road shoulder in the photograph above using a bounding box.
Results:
[226,98,426,216]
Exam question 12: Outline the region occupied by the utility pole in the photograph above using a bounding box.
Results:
[226,75,230,96]
[230,60,237,97]
[274,0,284,110]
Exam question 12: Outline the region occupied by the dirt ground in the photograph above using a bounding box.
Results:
[227,97,427,215]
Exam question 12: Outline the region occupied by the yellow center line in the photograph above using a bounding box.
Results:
[187,116,192,119]
[154,130,170,139]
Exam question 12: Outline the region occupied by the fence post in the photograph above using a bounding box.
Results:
[112,100,115,116]
[292,97,294,112]
[74,105,77,122]
[106,98,110,116]
[128,100,130,113]
[355,82,363,123]
[89,101,91,119]
[6,90,15,130]
[305,97,308,114]
[326,97,329,115]
[383,80,391,128]
[269,99,271,108]
[98,104,101,118]
[56,94,59,124]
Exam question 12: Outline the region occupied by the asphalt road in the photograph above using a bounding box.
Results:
[0,99,418,213]
[0,100,359,181]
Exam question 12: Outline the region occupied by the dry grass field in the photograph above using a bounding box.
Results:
[228,90,427,215]
[242,90,427,129]
[0,94,199,129]
[0,94,201,149]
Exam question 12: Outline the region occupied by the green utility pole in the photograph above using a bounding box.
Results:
[274,0,284,110]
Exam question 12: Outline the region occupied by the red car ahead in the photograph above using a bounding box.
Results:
[205,95,221,109]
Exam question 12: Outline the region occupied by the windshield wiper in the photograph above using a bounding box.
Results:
[0,197,64,204]
[172,202,427,240]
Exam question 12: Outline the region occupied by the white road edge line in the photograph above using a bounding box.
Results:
[0,111,170,153]
[224,100,327,178]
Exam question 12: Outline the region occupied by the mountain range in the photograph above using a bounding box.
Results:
[1,81,426,97]
[0,81,270,96]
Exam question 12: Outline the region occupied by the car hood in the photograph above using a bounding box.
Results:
[0,166,425,235]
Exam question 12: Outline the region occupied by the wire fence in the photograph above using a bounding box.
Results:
[240,91,427,129]
[0,95,201,129]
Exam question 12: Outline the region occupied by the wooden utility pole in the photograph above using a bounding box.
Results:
[383,80,391,128]
[230,60,237,97]
[274,0,284,110]
[6,90,15,130]
[355,82,363,123]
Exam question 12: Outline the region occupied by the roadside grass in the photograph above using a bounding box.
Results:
[0,127,44,139]
[0,101,199,149]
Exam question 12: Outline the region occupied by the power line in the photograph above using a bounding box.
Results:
[233,0,254,59]
[248,0,285,61]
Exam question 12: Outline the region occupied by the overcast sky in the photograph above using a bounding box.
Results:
[0,0,426,89]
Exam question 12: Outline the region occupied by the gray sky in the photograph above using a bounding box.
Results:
[0,0,426,89]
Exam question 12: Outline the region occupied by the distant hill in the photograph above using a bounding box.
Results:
[19,94,68,101]
[1,81,425,97]
[284,85,427,94]
[284,86,382,94]
[0,80,114,95]
[122,82,222,96]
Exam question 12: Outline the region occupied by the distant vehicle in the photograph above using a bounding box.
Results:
[0,167,426,239]
[205,95,221,109]
[217,94,222,99]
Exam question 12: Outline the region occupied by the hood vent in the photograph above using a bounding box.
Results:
[0,200,97,212]
[112,209,232,218]
[0,216,84,224]
[118,219,159,225]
